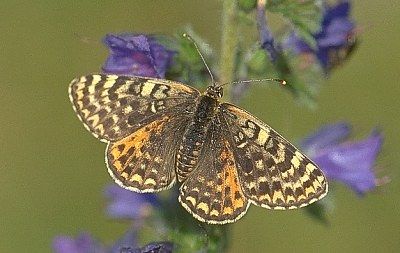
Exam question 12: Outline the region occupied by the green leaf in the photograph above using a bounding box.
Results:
[238,0,257,12]
[247,49,272,76]
[266,0,322,49]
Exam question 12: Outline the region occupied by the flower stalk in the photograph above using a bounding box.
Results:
[220,0,239,101]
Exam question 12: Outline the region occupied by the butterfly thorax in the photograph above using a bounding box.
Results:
[176,93,220,182]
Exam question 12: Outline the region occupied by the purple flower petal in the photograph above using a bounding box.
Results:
[318,19,354,47]
[312,131,383,195]
[102,34,175,78]
[300,122,351,156]
[283,33,312,54]
[52,232,105,253]
[104,184,160,220]
[150,42,176,78]
[322,1,350,26]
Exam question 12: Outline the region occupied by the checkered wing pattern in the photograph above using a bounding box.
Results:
[179,118,250,224]
[69,74,200,142]
[69,74,200,192]
[219,103,328,210]
[106,114,192,192]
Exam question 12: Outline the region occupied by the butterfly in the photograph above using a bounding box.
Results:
[68,72,328,224]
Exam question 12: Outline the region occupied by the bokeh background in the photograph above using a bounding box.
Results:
[1,1,399,252]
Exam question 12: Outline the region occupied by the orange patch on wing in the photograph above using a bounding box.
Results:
[109,116,169,172]
[219,141,246,212]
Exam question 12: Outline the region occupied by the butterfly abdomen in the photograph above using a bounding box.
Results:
[176,95,219,182]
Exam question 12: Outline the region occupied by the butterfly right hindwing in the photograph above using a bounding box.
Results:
[178,117,250,224]
[219,103,328,210]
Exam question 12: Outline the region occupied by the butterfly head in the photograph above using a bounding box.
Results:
[205,85,223,99]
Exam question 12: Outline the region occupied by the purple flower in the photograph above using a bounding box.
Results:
[52,232,106,253]
[103,34,175,78]
[256,0,280,62]
[300,122,351,157]
[284,1,356,71]
[104,184,160,220]
[301,122,384,195]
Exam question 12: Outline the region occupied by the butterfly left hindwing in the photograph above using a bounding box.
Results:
[106,113,192,192]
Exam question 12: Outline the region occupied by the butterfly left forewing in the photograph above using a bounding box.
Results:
[219,103,328,209]
[69,74,200,142]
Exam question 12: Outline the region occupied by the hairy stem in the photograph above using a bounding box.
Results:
[220,0,239,101]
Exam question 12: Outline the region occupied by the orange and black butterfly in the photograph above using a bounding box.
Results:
[68,38,327,224]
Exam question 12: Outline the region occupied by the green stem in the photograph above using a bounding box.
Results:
[220,0,239,101]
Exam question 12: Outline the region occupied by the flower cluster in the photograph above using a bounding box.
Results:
[257,0,357,74]
[284,1,357,72]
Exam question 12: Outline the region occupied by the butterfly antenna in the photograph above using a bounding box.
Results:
[215,78,286,88]
[183,33,215,85]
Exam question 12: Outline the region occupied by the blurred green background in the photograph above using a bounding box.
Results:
[0,1,399,252]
